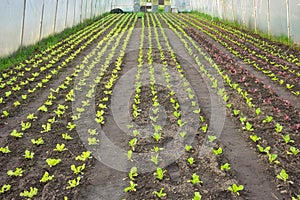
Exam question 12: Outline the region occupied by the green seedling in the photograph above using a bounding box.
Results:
[10,130,23,138]
[71,164,85,175]
[7,168,23,177]
[277,169,288,182]
[129,138,138,151]
[24,150,34,159]
[27,113,37,120]
[193,191,202,200]
[53,143,67,152]
[177,119,186,127]
[287,146,299,155]
[257,145,271,153]
[0,146,11,154]
[213,147,223,155]
[173,111,181,118]
[40,171,54,183]
[255,108,261,115]
[228,184,244,196]
[153,132,162,142]
[282,134,294,144]
[185,145,192,152]
[66,177,81,189]
[208,135,217,142]
[154,167,166,181]
[124,181,137,192]
[46,158,61,167]
[201,124,208,133]
[62,133,73,140]
[243,122,254,131]
[152,188,167,198]
[20,187,38,199]
[233,109,240,116]
[151,154,159,165]
[127,150,133,161]
[0,184,11,194]
[128,167,138,180]
[268,153,278,163]
[31,137,44,146]
[88,137,99,145]
[275,123,283,133]
[188,173,202,184]
[153,146,163,152]
[263,115,273,123]
[249,135,261,143]
[221,163,231,171]
[2,110,9,117]
[187,157,195,165]
[75,151,91,161]
[180,131,187,138]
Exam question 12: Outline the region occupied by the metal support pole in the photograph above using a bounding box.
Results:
[53,0,59,33]
[90,0,93,18]
[65,0,69,28]
[73,0,77,26]
[39,2,45,40]
[20,0,27,48]
[85,0,88,20]
[253,0,257,32]
[80,0,83,22]
[286,0,291,40]
[231,0,235,22]
[267,0,271,38]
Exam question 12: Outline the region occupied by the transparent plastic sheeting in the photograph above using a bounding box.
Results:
[191,0,300,44]
[0,0,112,58]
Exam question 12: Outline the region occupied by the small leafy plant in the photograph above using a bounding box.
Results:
[221,163,231,171]
[24,150,34,159]
[152,188,167,198]
[75,151,91,161]
[277,168,288,182]
[151,154,159,165]
[154,167,166,181]
[46,158,61,167]
[185,144,192,152]
[128,167,138,180]
[187,157,195,165]
[124,181,137,192]
[66,177,81,189]
[31,137,44,146]
[188,173,202,184]
[71,164,85,175]
[287,146,299,155]
[10,130,23,138]
[7,167,23,177]
[20,187,38,199]
[0,184,11,194]
[193,191,202,200]
[0,146,11,154]
[40,171,54,183]
[228,184,244,196]
[212,147,223,155]
[249,135,261,143]
[53,143,67,152]
[208,135,217,142]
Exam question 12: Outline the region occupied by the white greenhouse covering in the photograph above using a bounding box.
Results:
[0,0,299,58]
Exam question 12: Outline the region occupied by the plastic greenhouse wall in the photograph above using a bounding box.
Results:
[0,0,113,58]
[191,0,300,44]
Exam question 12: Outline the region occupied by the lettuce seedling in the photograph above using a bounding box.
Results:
[71,164,85,175]
[277,169,288,182]
[62,133,73,140]
[212,147,223,155]
[20,187,38,199]
[40,171,54,183]
[263,115,273,123]
[54,143,67,152]
[221,163,231,171]
[21,121,31,131]
[188,173,202,184]
[187,157,195,165]
[24,150,34,159]
[193,192,202,200]
[151,154,159,165]
[124,181,137,192]
[31,137,44,146]
[10,130,23,138]
[275,123,283,133]
[257,145,270,153]
[267,153,278,163]
[0,184,11,194]
[129,138,138,151]
[185,145,192,152]
[127,150,133,161]
[180,131,187,138]
[208,135,217,142]
[2,110,9,117]
[75,151,91,161]
[88,137,99,145]
[27,113,37,120]
[249,135,261,143]
[282,134,294,144]
[66,177,81,189]
[287,146,299,155]
[154,167,166,181]
[152,188,167,198]
[46,158,61,167]
[153,133,162,142]
[0,146,11,154]
[228,184,244,196]
[7,168,23,177]
[128,167,138,180]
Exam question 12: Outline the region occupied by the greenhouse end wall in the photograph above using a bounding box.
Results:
[0,0,112,58]
[191,0,300,44]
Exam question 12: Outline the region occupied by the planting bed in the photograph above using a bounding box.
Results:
[0,13,299,200]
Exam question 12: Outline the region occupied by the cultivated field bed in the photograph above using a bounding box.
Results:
[0,13,299,200]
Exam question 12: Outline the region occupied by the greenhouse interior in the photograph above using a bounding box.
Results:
[0,0,299,199]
